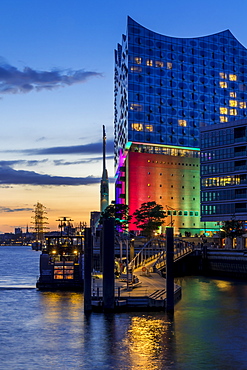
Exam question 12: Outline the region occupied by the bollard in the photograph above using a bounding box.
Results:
[84,227,92,313]
[166,227,174,313]
[103,218,115,312]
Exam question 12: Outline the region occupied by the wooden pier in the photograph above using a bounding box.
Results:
[90,260,181,312]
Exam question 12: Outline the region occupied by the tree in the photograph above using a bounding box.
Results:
[221,219,244,240]
[100,203,131,230]
[133,201,167,238]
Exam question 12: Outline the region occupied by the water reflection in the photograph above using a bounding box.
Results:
[83,312,176,370]
[126,314,175,370]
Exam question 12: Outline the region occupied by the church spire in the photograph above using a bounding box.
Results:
[100,125,109,212]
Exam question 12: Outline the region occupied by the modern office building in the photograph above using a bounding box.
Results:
[201,118,247,222]
[114,17,247,235]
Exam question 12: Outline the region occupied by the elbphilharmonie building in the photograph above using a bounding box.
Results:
[114,17,247,235]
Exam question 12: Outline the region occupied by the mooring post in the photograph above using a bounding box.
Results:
[166,227,174,313]
[103,218,115,312]
[84,227,92,313]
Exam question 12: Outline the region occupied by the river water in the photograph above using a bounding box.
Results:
[0,245,247,369]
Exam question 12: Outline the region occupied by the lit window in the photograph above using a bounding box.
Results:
[219,81,228,88]
[229,100,238,107]
[145,125,153,132]
[219,72,227,79]
[220,107,228,114]
[239,102,246,109]
[230,109,237,116]
[134,57,142,64]
[130,66,142,72]
[229,74,237,81]
[130,104,143,111]
[178,119,187,127]
[167,62,172,69]
[146,59,153,66]
[155,60,164,68]
[132,123,143,131]
[230,92,237,98]
[220,116,228,122]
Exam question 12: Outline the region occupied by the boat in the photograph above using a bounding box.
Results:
[36,235,84,291]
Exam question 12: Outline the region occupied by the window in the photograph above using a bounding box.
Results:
[134,57,142,64]
[155,60,164,68]
[239,102,246,109]
[178,119,187,127]
[229,74,237,81]
[230,109,237,116]
[167,62,172,69]
[130,66,142,72]
[130,104,142,111]
[220,107,228,114]
[230,91,237,98]
[146,59,153,66]
[219,81,228,88]
[219,72,227,79]
[145,124,153,132]
[220,116,228,122]
[132,123,143,131]
[229,100,238,107]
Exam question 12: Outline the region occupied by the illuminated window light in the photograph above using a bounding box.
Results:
[229,74,237,81]
[178,119,187,127]
[219,81,228,88]
[167,62,172,69]
[130,104,143,111]
[219,72,227,79]
[145,125,153,132]
[134,57,142,65]
[230,91,237,98]
[229,100,237,107]
[146,59,153,66]
[230,109,237,116]
[130,66,142,72]
[239,102,246,109]
[220,107,228,114]
[155,60,164,68]
[220,116,228,122]
[132,123,143,131]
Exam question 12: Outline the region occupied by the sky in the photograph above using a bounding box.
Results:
[1,0,247,233]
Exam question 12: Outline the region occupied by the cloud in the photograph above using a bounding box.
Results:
[0,206,33,213]
[53,155,114,166]
[0,165,103,186]
[0,159,48,167]
[0,60,103,95]
[4,140,114,156]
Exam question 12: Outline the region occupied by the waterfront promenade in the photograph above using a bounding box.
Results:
[91,260,181,310]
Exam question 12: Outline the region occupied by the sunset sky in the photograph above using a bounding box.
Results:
[1,0,247,233]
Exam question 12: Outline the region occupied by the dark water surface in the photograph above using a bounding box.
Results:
[0,246,247,369]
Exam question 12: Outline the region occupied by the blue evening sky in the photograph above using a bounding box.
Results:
[0,0,246,231]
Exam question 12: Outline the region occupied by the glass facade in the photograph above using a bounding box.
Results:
[114,17,247,233]
[201,118,247,221]
[114,17,247,168]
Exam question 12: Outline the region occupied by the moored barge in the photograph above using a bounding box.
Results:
[36,235,84,291]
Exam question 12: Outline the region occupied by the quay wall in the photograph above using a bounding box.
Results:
[173,249,247,279]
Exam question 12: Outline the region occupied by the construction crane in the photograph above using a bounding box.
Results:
[31,202,49,246]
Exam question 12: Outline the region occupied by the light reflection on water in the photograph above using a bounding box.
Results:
[1,246,247,369]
